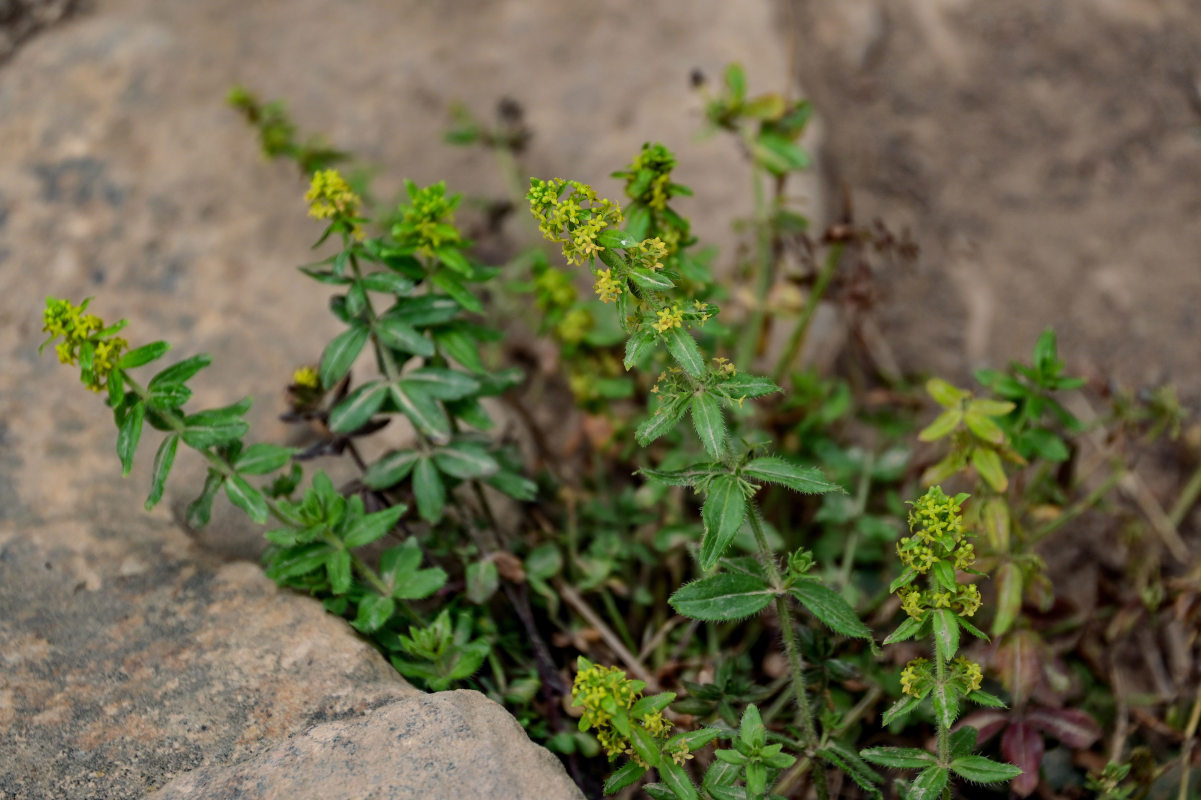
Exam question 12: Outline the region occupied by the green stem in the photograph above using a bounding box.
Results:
[934,643,951,768]
[772,242,844,384]
[735,150,774,369]
[746,509,829,800]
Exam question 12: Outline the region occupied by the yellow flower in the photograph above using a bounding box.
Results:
[901,589,926,620]
[900,658,928,697]
[653,305,683,333]
[292,365,320,389]
[305,169,360,220]
[954,657,983,692]
[594,269,623,304]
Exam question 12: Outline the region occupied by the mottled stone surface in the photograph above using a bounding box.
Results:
[149,691,585,800]
[0,0,792,797]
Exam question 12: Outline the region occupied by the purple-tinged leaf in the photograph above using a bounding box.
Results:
[1000,722,1043,798]
[1026,706,1101,749]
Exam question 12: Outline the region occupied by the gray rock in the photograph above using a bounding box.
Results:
[149,691,585,800]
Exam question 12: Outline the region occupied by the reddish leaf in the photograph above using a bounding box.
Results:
[957,710,1009,744]
[1001,722,1043,798]
[996,630,1041,707]
[1026,706,1101,749]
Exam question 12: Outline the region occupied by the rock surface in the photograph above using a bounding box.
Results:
[0,0,792,798]
[149,691,585,800]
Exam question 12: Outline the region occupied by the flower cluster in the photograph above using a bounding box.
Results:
[393,180,462,257]
[653,305,684,333]
[895,486,982,620]
[629,237,668,272]
[899,655,983,699]
[528,179,623,266]
[594,269,623,304]
[41,297,127,392]
[305,169,360,220]
[619,142,676,211]
[572,657,680,762]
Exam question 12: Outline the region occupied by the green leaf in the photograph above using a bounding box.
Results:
[714,373,782,400]
[185,469,225,529]
[958,615,990,641]
[628,267,674,292]
[926,378,969,407]
[932,682,959,730]
[629,726,661,768]
[146,382,192,411]
[624,327,657,369]
[669,573,774,621]
[432,443,499,479]
[700,475,747,570]
[790,580,873,640]
[932,609,960,663]
[181,402,250,449]
[967,689,1007,708]
[818,742,883,798]
[949,726,978,757]
[434,245,472,276]
[657,761,698,800]
[328,381,387,433]
[918,408,962,441]
[639,465,714,488]
[724,63,746,100]
[931,560,957,593]
[951,755,1022,784]
[225,474,268,524]
[351,593,395,633]
[402,367,480,400]
[374,317,435,357]
[485,470,537,501]
[431,268,484,312]
[908,766,950,800]
[144,434,179,510]
[393,566,447,600]
[359,271,414,295]
[742,456,841,494]
[117,341,171,370]
[234,443,295,476]
[525,544,561,580]
[971,447,1008,492]
[434,327,485,373]
[343,504,405,548]
[992,562,1022,637]
[320,325,369,390]
[860,746,936,769]
[690,392,726,459]
[636,393,689,446]
[964,409,1005,445]
[265,543,332,581]
[326,548,352,595]
[116,401,145,476]
[881,695,921,726]
[390,384,450,444]
[883,616,924,645]
[604,762,648,795]
[363,449,421,489]
[752,131,809,175]
[413,457,446,523]
[889,568,919,594]
[149,353,212,388]
[661,325,704,378]
[384,294,460,327]
[466,560,499,604]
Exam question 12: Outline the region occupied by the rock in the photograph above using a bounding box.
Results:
[149,691,585,800]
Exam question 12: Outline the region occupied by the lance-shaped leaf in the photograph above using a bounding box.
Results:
[971,446,1008,492]
[412,457,446,523]
[741,456,842,494]
[234,443,295,476]
[635,392,689,446]
[951,756,1023,785]
[661,325,704,378]
[149,353,212,388]
[328,381,387,433]
[145,434,179,511]
[992,562,1022,637]
[182,398,252,449]
[714,373,781,401]
[700,475,747,570]
[639,464,716,488]
[351,593,396,633]
[402,367,480,400]
[927,378,969,407]
[817,741,883,799]
[319,324,369,389]
[390,383,450,444]
[117,341,170,370]
[1000,722,1042,797]
[624,327,656,369]
[790,580,873,640]
[908,766,949,800]
[628,267,674,292]
[431,268,483,312]
[185,469,225,529]
[670,573,774,621]
[225,474,268,524]
[432,442,499,479]
[860,746,936,769]
[657,761,698,800]
[690,392,726,459]
[363,449,420,489]
[1026,707,1101,749]
[932,609,960,663]
[359,270,414,295]
[374,317,434,357]
[116,400,145,476]
[604,762,648,795]
[919,407,963,441]
[343,504,406,548]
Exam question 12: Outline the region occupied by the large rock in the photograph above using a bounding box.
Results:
[0,0,793,797]
[149,691,585,800]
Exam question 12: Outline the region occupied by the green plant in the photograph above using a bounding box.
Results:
[860,486,1021,798]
